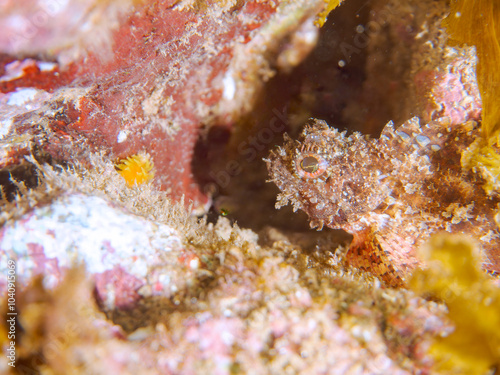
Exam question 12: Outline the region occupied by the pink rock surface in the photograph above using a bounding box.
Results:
[0,193,189,310]
[415,52,482,125]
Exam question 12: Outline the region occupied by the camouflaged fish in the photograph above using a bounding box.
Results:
[265,117,500,286]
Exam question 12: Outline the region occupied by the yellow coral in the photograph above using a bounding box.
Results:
[446,0,500,195]
[115,152,155,186]
[462,139,500,195]
[410,234,500,375]
[444,0,500,143]
[314,0,342,27]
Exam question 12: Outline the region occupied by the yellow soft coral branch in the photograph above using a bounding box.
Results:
[314,0,342,27]
[444,0,500,143]
[410,234,500,375]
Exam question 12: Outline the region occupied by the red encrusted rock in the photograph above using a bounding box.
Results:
[0,0,324,211]
[94,266,145,310]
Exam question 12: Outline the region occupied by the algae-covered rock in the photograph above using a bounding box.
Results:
[0,158,449,374]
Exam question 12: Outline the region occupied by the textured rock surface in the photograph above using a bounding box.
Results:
[0,159,448,374]
[345,0,481,133]
[0,161,449,373]
[0,193,191,310]
[0,0,324,211]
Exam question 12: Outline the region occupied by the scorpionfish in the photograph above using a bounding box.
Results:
[266,117,500,286]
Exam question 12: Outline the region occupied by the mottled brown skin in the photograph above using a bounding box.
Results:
[266,118,500,286]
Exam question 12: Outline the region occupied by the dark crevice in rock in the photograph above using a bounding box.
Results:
[0,164,40,201]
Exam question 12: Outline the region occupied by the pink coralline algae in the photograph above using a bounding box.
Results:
[414,50,482,126]
[1,229,448,374]
[0,193,190,310]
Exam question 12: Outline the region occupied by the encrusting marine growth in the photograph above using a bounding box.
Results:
[266,117,500,286]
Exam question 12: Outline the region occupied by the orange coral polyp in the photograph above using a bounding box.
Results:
[116,153,155,186]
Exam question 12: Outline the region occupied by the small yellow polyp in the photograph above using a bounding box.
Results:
[116,152,155,186]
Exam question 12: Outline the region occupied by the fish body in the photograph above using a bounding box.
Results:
[266,117,500,285]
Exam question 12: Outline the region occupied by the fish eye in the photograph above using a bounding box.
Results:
[301,156,320,173]
[295,154,328,179]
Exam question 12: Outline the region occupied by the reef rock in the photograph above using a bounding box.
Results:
[0,0,325,211]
